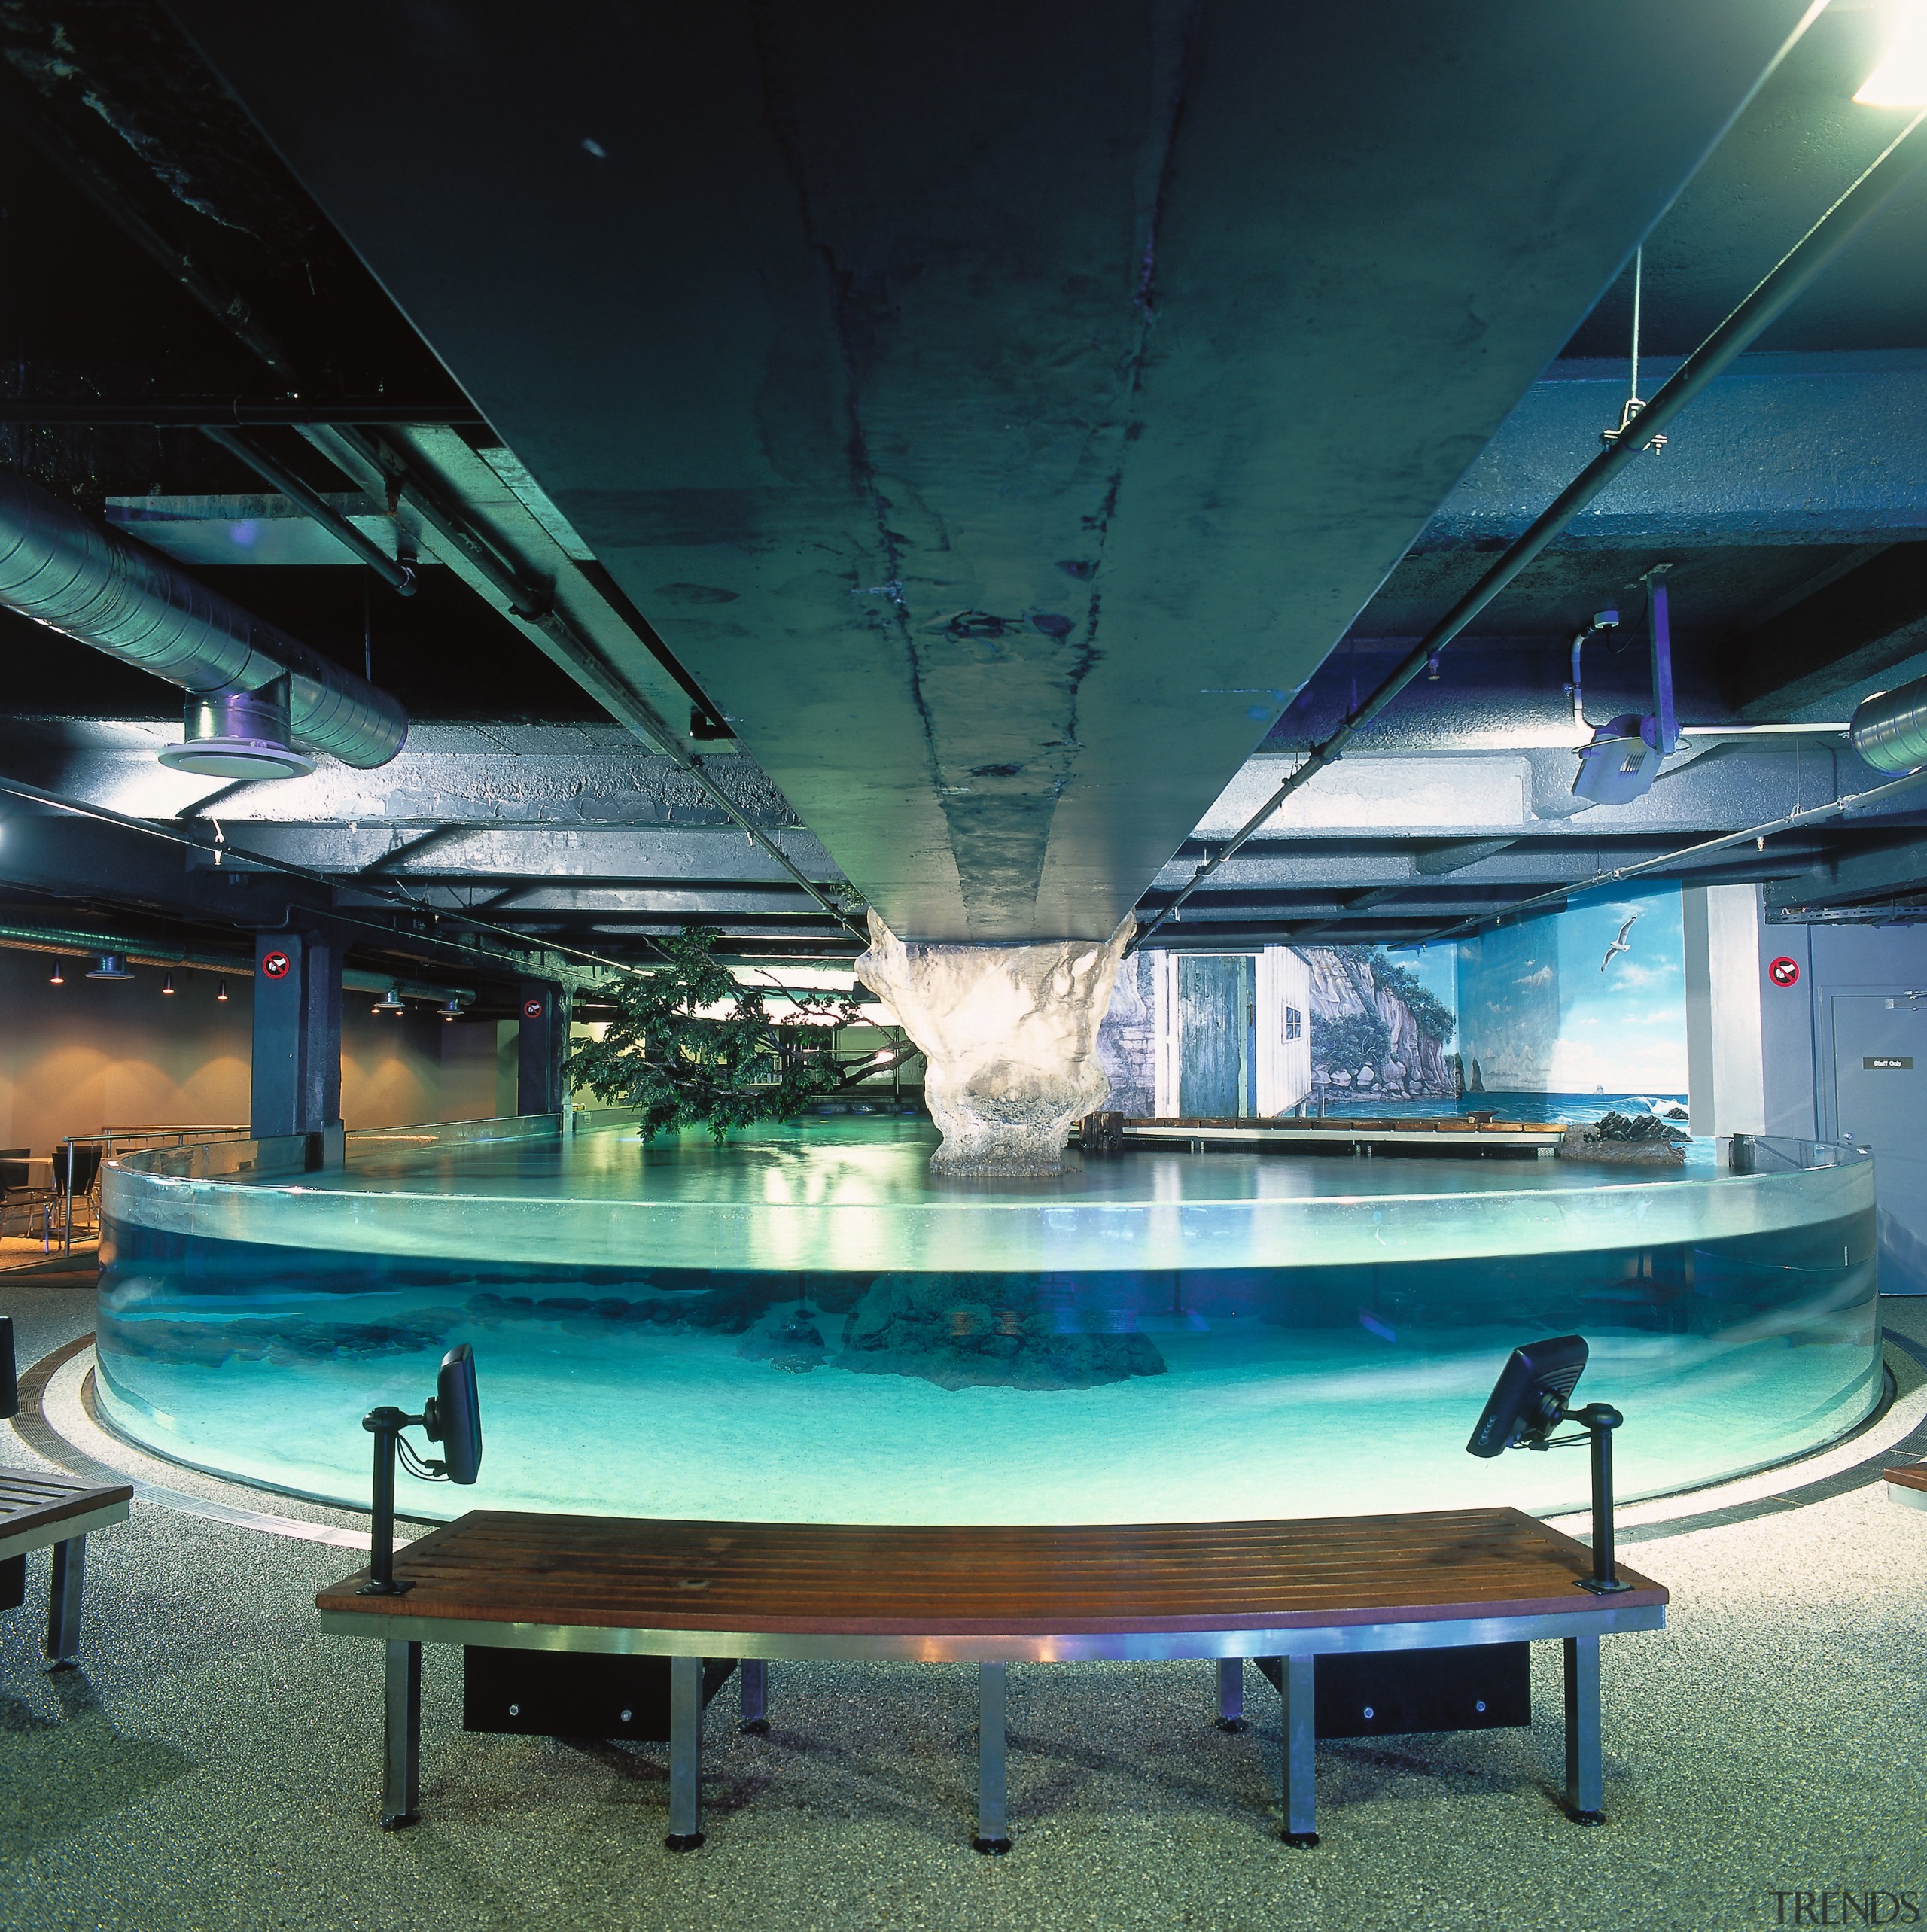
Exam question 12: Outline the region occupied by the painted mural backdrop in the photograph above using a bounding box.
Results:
[1454,883,1688,1103]
[1302,948,1456,1099]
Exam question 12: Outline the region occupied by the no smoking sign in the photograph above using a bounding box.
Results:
[260,950,291,980]
[1769,956,1800,988]
[522,997,545,1020]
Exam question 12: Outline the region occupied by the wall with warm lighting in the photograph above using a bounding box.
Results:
[0,954,519,1152]
[0,948,252,1153]
[339,1004,514,1128]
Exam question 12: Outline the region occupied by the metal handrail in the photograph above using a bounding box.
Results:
[59,1125,252,1256]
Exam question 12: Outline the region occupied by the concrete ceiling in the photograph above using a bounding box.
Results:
[166,0,1816,942]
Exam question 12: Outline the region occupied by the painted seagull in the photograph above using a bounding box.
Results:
[1601,911,1641,974]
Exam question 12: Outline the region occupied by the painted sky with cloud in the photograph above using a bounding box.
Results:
[1453,883,1688,1094]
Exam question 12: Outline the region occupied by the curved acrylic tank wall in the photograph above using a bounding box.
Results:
[93,1115,1880,1524]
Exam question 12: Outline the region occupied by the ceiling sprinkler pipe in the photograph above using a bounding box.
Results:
[0,470,407,770]
[1849,672,1927,774]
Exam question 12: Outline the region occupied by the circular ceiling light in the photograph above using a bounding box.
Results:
[439,996,464,1021]
[371,985,406,1015]
[157,680,316,781]
[87,954,135,981]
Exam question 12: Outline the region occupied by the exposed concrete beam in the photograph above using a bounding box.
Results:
[1424,353,1927,551]
[1763,835,1927,911]
[1729,543,1927,715]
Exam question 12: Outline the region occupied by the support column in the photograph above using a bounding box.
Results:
[973,1661,1011,1854]
[1563,1635,1605,1823]
[1279,1654,1318,1847]
[44,1536,84,1667]
[856,912,1134,1175]
[1683,884,1767,1137]
[517,978,568,1118]
[666,1654,705,1851]
[738,1658,769,1734]
[251,927,344,1163]
[382,1638,422,1829]
[1216,1657,1247,1731]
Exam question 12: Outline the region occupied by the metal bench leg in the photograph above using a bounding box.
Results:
[1216,1657,1247,1731]
[666,1654,705,1851]
[1279,1654,1318,1847]
[382,1639,422,1830]
[739,1657,769,1734]
[44,1535,85,1669]
[973,1661,1012,1854]
[1563,1635,1604,1824]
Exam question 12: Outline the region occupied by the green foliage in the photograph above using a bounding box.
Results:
[566,928,865,1143]
[1368,955,1456,1047]
[1329,944,1456,1048]
[1310,1009,1390,1076]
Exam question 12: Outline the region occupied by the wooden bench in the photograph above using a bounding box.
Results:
[318,1506,1667,1848]
[0,1468,132,1667]
[1885,1465,1927,1514]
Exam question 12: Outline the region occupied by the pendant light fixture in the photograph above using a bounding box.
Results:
[48,958,64,985]
[162,971,176,995]
[371,984,406,1015]
[87,954,134,981]
[215,978,230,1003]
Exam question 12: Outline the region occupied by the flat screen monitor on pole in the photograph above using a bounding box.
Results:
[1466,1334,1630,1597]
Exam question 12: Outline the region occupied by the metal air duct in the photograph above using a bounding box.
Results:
[0,470,406,774]
[1849,672,1927,775]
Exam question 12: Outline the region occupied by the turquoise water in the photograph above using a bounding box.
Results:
[94,1118,1880,1524]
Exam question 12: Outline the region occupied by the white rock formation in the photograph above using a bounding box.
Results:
[856,911,1134,1175]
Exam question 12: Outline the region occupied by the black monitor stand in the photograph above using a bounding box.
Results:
[1544,1402,1631,1595]
[358,1404,419,1596]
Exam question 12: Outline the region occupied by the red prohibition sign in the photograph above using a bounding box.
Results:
[260,950,291,979]
[522,997,545,1019]
[1768,956,1800,988]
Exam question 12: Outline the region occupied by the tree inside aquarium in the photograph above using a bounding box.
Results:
[568,927,870,1142]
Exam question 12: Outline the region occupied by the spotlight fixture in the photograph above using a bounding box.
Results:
[1856,2,1927,106]
[215,979,230,1003]
[86,954,134,981]
[162,971,176,995]
[371,984,406,1015]
[48,959,64,986]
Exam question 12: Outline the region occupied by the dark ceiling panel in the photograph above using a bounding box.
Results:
[169,0,1815,939]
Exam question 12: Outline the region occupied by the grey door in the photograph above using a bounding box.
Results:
[1831,993,1927,1296]
[1177,956,1253,1118]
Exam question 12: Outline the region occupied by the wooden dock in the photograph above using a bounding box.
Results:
[1084,1114,1565,1156]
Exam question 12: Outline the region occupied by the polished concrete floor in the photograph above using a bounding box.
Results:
[2,1257,1925,1932]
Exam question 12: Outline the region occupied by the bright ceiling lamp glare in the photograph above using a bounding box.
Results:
[87,953,135,981]
[1855,3,1927,106]
[161,971,176,995]
[371,984,406,1015]
[215,978,230,1003]
[47,958,64,986]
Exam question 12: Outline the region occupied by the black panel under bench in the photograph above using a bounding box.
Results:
[1257,1643,1531,1738]
[463,1650,737,1742]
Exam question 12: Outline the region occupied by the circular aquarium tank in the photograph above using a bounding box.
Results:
[93,1115,1881,1523]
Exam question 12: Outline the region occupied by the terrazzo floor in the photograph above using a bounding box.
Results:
[2,1257,1923,1932]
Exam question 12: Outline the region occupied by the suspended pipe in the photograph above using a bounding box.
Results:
[0,470,407,770]
[1414,765,1927,948]
[200,426,417,595]
[1849,670,1927,774]
[1131,107,1927,954]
